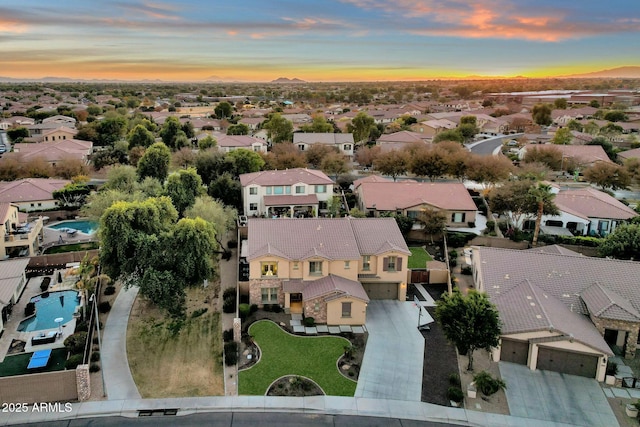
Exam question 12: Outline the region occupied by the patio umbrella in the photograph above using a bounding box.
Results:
[57,271,62,283]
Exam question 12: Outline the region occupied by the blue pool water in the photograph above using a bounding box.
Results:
[17,290,81,332]
[48,220,98,234]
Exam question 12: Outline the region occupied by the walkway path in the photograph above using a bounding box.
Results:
[218,231,238,396]
[100,286,141,400]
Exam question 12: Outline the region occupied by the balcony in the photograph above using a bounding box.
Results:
[3,217,44,249]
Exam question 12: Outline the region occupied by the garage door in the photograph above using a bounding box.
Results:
[501,339,529,365]
[537,347,598,378]
[362,282,398,300]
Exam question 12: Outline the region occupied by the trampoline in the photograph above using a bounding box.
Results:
[27,349,52,369]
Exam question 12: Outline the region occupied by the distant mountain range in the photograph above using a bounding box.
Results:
[0,68,638,83]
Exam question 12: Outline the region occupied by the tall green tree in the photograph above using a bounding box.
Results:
[137,142,171,182]
[160,116,187,150]
[96,113,128,146]
[373,150,409,181]
[227,149,265,177]
[418,208,447,243]
[489,180,558,231]
[165,167,204,216]
[433,129,463,144]
[127,124,155,149]
[410,147,448,181]
[529,183,559,246]
[208,173,242,210]
[583,162,630,190]
[170,217,217,285]
[532,104,552,126]
[320,152,349,179]
[263,113,293,144]
[52,182,91,210]
[552,128,572,145]
[185,195,237,248]
[347,112,376,144]
[214,101,233,119]
[299,115,334,133]
[435,289,501,371]
[227,123,250,135]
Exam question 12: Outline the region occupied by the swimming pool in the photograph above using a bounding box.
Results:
[17,290,81,332]
[48,220,98,235]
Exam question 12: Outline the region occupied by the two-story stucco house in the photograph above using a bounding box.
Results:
[0,203,43,258]
[293,133,355,157]
[239,168,335,218]
[244,217,410,325]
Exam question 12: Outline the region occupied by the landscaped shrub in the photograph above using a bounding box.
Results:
[224,342,239,366]
[461,265,472,275]
[89,363,101,373]
[75,321,88,332]
[447,386,464,403]
[606,361,618,376]
[24,302,36,317]
[448,258,458,268]
[448,232,475,248]
[40,277,51,292]
[223,296,236,313]
[223,328,234,342]
[303,317,315,327]
[448,249,458,259]
[250,304,258,314]
[239,303,251,320]
[98,301,111,313]
[473,371,506,396]
[64,332,88,355]
[227,240,238,249]
[191,307,208,319]
[239,294,249,304]
[222,288,236,300]
[65,354,83,370]
[90,351,100,362]
[104,286,116,296]
[449,373,461,387]
[271,304,282,313]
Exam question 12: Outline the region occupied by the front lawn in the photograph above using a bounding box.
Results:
[408,246,433,269]
[239,320,356,396]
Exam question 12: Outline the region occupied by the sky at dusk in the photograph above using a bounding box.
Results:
[1,0,639,82]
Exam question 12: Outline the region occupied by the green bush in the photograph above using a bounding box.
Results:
[75,321,88,332]
[25,302,36,317]
[222,288,236,300]
[104,286,116,296]
[223,296,236,313]
[461,265,472,275]
[303,317,315,327]
[223,328,234,342]
[473,371,506,396]
[449,373,461,387]
[90,351,100,362]
[448,249,458,259]
[227,240,238,249]
[89,363,101,373]
[239,303,251,320]
[191,307,208,318]
[448,258,458,268]
[224,342,239,366]
[447,386,464,403]
[250,304,258,314]
[64,332,88,355]
[65,354,84,370]
[448,232,475,247]
[98,301,111,313]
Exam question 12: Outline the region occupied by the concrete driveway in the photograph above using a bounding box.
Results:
[500,362,618,427]
[355,300,424,402]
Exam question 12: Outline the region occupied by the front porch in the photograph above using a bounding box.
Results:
[263,194,320,218]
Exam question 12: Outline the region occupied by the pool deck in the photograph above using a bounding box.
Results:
[0,272,81,363]
[41,225,96,251]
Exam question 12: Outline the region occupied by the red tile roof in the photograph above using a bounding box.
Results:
[358,181,476,211]
[0,178,70,203]
[555,188,637,221]
[303,274,370,302]
[240,168,333,187]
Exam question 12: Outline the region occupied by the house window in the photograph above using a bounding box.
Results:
[261,262,278,277]
[315,185,327,193]
[545,220,563,227]
[293,261,299,270]
[298,144,305,151]
[342,302,352,318]
[343,144,352,151]
[344,261,350,269]
[451,212,466,223]
[314,302,320,312]
[295,185,305,194]
[318,201,327,210]
[309,261,323,276]
[285,186,291,194]
[249,187,258,195]
[407,211,419,219]
[266,187,272,195]
[249,203,258,211]
[261,288,278,304]
[274,186,284,195]
[362,256,371,271]
[383,256,402,272]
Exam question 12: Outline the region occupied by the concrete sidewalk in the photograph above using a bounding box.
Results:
[218,231,238,396]
[2,395,600,427]
[100,285,141,400]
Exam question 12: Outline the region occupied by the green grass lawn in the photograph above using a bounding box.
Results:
[408,246,433,269]
[44,242,99,254]
[0,349,67,377]
[239,320,356,396]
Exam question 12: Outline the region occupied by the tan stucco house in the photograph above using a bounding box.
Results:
[244,217,410,325]
[471,245,640,381]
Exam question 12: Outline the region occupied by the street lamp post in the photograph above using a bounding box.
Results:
[89,293,106,397]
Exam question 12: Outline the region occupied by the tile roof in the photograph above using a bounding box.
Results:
[527,244,580,256]
[377,131,426,144]
[240,168,334,187]
[581,282,640,322]
[0,178,70,203]
[293,133,354,145]
[264,194,318,206]
[247,217,409,261]
[0,258,30,306]
[12,139,91,163]
[493,279,612,355]
[303,274,370,302]
[358,181,477,211]
[216,134,266,148]
[352,174,392,189]
[555,188,637,221]
[475,246,640,321]
[525,144,612,165]
[618,148,640,161]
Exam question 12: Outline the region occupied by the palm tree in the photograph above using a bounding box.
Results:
[529,183,559,246]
